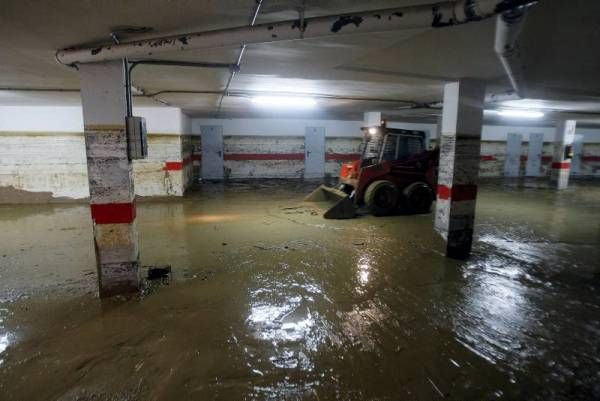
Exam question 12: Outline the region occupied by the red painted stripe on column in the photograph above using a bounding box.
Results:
[583,155,600,162]
[164,161,183,171]
[437,185,451,200]
[90,202,136,224]
[551,162,571,170]
[224,153,305,161]
[452,184,478,201]
[480,155,496,161]
[164,157,193,171]
[437,184,478,202]
[326,153,361,161]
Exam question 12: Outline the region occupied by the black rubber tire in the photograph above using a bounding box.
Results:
[402,182,433,214]
[364,180,399,216]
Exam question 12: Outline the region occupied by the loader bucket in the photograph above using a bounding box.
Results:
[304,185,356,219]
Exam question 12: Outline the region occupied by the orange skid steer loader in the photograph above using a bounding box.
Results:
[305,123,439,219]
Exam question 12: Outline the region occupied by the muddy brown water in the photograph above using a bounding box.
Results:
[0,180,599,400]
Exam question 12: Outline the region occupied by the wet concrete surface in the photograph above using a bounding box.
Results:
[0,179,599,400]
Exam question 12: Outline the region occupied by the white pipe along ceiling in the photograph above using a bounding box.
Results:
[494,6,530,97]
[56,0,539,65]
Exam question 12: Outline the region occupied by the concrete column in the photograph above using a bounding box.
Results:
[551,120,576,190]
[571,134,584,175]
[504,133,523,177]
[525,132,544,177]
[304,127,326,179]
[78,60,139,297]
[434,79,486,260]
[434,115,442,149]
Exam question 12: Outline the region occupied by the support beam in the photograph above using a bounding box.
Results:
[550,120,576,190]
[78,60,140,297]
[434,79,486,260]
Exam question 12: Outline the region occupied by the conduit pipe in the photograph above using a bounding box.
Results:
[494,5,531,97]
[0,87,420,107]
[124,59,239,115]
[216,0,264,115]
[56,0,539,65]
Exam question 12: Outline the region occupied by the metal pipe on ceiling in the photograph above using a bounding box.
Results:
[128,60,238,70]
[0,87,420,107]
[56,0,539,65]
[216,0,264,115]
[143,89,421,106]
[124,59,239,114]
[494,6,530,97]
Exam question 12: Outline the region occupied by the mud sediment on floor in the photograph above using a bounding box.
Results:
[0,180,599,400]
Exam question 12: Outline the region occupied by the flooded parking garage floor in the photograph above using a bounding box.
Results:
[0,180,599,401]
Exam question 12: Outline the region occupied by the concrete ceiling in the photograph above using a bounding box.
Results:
[1,0,600,123]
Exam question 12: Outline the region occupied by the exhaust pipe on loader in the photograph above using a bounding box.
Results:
[304,185,356,219]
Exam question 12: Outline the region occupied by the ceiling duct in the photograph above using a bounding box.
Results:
[56,0,539,65]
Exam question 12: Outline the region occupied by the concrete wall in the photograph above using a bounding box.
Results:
[0,132,88,200]
[1,110,599,203]
[133,134,183,197]
[0,106,192,202]
[193,118,600,180]
[477,141,600,177]
[191,119,424,180]
[224,136,305,179]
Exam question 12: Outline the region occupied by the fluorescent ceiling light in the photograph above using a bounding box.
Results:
[495,109,545,119]
[368,127,378,135]
[500,99,549,109]
[251,95,316,108]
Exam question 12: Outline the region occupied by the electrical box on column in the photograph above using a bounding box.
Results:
[126,116,148,160]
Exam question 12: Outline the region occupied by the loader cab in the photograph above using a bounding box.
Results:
[359,126,426,167]
[379,130,426,163]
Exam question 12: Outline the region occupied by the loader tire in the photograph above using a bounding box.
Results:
[402,182,433,214]
[365,180,399,216]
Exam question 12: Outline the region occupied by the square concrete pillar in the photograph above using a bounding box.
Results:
[504,133,523,177]
[78,60,140,297]
[571,134,584,175]
[551,120,576,190]
[434,79,486,260]
[304,127,325,179]
[525,132,544,177]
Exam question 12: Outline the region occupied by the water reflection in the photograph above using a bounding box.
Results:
[0,308,11,366]
[186,213,241,224]
[245,270,326,374]
[247,300,316,345]
[0,334,8,365]
[1,181,599,399]
[454,235,534,366]
[356,255,372,287]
